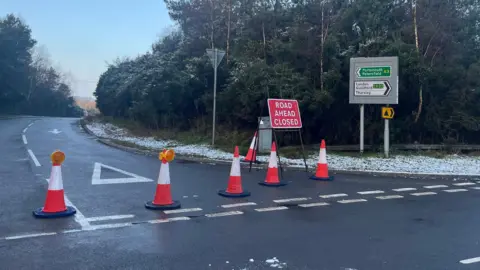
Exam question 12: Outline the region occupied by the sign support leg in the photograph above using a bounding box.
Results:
[298,129,309,173]
[360,104,364,155]
[272,130,284,179]
[384,117,390,158]
[212,49,217,146]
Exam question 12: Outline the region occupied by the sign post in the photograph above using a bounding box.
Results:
[206,48,226,146]
[349,57,399,157]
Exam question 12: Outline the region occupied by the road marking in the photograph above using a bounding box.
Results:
[411,192,437,196]
[337,199,367,204]
[62,229,83,234]
[471,187,480,190]
[273,197,309,203]
[424,185,448,189]
[393,187,417,192]
[452,182,475,186]
[376,195,404,200]
[358,190,384,195]
[299,202,329,208]
[255,206,289,212]
[205,211,244,217]
[460,257,480,264]
[91,162,153,185]
[5,232,56,240]
[87,222,132,230]
[319,193,348,199]
[22,128,27,133]
[221,202,257,208]
[27,149,41,166]
[28,122,34,127]
[85,215,134,222]
[164,208,202,214]
[22,135,27,144]
[148,216,191,224]
[443,189,468,193]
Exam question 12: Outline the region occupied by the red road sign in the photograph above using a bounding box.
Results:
[267,98,302,129]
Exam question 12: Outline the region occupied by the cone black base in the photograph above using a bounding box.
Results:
[310,175,334,181]
[33,206,77,219]
[258,182,288,187]
[145,200,181,210]
[218,189,251,198]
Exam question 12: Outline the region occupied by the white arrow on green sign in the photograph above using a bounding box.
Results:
[356,66,391,78]
[354,81,391,96]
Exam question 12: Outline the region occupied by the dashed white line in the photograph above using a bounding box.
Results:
[221,202,257,208]
[273,197,309,203]
[148,216,191,224]
[5,232,56,240]
[460,256,480,264]
[62,229,83,234]
[358,190,384,195]
[299,202,329,208]
[393,187,417,192]
[471,187,480,190]
[254,206,289,212]
[319,193,348,199]
[85,215,134,222]
[86,222,132,230]
[411,192,437,196]
[205,211,244,217]
[27,149,41,167]
[28,122,34,127]
[22,135,27,144]
[22,128,27,133]
[424,185,448,189]
[164,208,202,214]
[443,189,468,193]
[337,199,367,204]
[376,195,404,200]
[452,182,475,186]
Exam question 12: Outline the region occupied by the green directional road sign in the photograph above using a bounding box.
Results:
[356,66,391,78]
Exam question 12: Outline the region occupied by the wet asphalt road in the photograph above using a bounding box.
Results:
[1,116,480,270]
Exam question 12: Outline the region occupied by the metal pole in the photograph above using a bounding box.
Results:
[360,104,364,154]
[212,48,217,146]
[384,108,389,158]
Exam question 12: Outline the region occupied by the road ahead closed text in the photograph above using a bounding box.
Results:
[267,99,302,129]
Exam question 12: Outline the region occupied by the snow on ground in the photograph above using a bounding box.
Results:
[86,121,480,176]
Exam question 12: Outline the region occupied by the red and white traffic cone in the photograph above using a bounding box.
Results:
[33,150,76,218]
[145,157,181,210]
[310,140,334,181]
[218,146,251,197]
[242,131,258,163]
[259,142,287,187]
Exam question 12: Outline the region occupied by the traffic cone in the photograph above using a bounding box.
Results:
[242,131,259,163]
[219,146,251,198]
[310,140,334,181]
[33,150,76,218]
[259,142,287,187]
[145,158,181,210]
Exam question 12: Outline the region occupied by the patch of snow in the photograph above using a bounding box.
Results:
[86,121,480,176]
[249,259,254,262]
[265,257,287,269]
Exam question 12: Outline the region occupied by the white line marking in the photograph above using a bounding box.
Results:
[376,195,404,200]
[424,185,448,189]
[358,190,384,195]
[443,189,468,193]
[163,208,202,214]
[5,232,56,240]
[273,197,309,203]
[22,128,27,133]
[299,202,329,208]
[411,192,437,196]
[28,122,34,127]
[148,216,191,224]
[337,199,367,204]
[471,187,480,190]
[85,215,135,222]
[254,206,288,212]
[86,222,132,230]
[393,187,417,192]
[319,193,348,199]
[22,135,27,144]
[27,149,40,166]
[91,162,153,185]
[460,257,480,264]
[62,229,83,234]
[452,182,475,186]
[221,202,257,208]
[205,211,244,217]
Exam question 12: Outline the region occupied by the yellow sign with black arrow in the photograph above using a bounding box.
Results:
[382,107,394,119]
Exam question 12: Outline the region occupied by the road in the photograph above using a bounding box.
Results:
[1,116,480,269]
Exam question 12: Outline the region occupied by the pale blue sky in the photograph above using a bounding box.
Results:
[0,0,173,98]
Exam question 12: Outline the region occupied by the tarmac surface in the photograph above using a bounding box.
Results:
[1,116,480,269]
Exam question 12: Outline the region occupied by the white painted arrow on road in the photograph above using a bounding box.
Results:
[91,162,153,185]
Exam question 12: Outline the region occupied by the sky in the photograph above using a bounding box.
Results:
[0,0,173,98]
